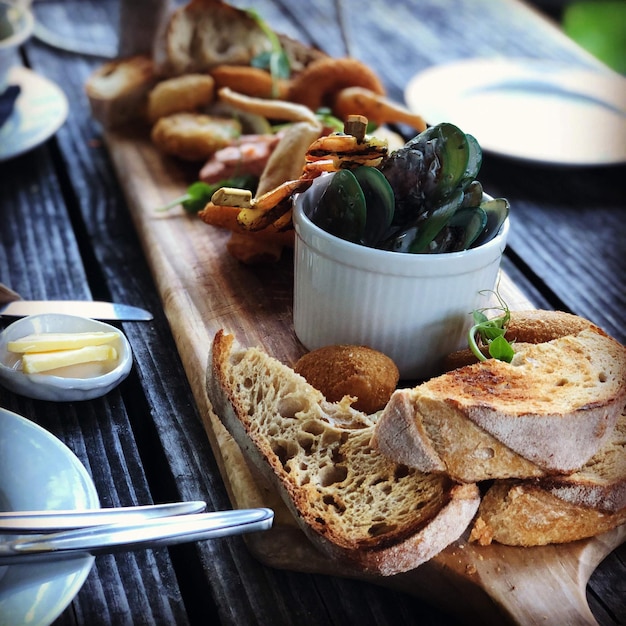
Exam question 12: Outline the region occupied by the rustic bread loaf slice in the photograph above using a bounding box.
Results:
[206,330,480,576]
[443,309,599,371]
[468,481,626,547]
[85,55,157,129]
[469,411,626,546]
[373,327,626,482]
[153,0,328,79]
[153,0,272,76]
[535,410,626,513]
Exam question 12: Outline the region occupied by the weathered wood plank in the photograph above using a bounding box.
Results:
[4,0,622,624]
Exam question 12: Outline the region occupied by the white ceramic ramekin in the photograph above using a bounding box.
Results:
[293,177,509,380]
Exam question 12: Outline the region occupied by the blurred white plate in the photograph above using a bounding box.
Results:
[405,58,626,166]
[0,407,99,626]
[0,66,68,161]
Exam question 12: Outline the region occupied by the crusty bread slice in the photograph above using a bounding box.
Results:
[535,410,626,513]
[153,0,273,76]
[443,309,599,371]
[469,481,626,547]
[206,330,480,576]
[468,411,626,546]
[373,327,626,482]
[85,55,157,129]
[153,0,328,78]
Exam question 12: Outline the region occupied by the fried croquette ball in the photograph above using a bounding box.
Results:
[294,345,399,414]
[287,57,386,113]
[147,74,215,123]
[151,112,241,161]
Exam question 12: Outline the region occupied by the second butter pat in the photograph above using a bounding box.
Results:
[8,331,119,353]
[22,345,118,374]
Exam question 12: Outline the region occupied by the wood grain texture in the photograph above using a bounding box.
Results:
[103,128,625,625]
[5,0,622,623]
[0,152,191,625]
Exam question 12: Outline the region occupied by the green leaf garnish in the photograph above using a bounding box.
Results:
[468,289,514,363]
[486,334,516,362]
[157,176,257,214]
[247,9,291,97]
[315,107,344,132]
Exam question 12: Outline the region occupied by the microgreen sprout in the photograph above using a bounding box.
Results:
[468,290,515,363]
[247,9,290,98]
[315,107,344,132]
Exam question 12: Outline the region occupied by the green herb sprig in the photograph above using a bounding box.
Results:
[468,290,515,363]
[247,9,290,98]
[157,175,257,214]
[314,107,344,133]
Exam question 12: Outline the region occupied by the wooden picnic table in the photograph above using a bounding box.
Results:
[1,1,624,624]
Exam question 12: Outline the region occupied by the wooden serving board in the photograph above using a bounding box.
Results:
[105,127,625,626]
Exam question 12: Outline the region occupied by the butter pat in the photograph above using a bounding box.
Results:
[22,345,118,374]
[8,331,119,353]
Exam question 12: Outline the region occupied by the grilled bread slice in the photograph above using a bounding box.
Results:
[85,55,157,129]
[153,0,272,76]
[469,411,626,546]
[469,481,626,547]
[153,0,327,77]
[443,309,599,371]
[373,327,626,483]
[206,330,480,576]
[534,409,626,513]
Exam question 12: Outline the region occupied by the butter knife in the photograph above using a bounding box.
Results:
[0,501,207,533]
[0,300,153,321]
[0,508,274,565]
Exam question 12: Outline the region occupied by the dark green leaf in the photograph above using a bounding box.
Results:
[488,335,515,362]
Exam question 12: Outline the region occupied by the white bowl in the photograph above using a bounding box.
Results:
[293,178,509,380]
[0,0,34,89]
[0,407,99,626]
[0,314,132,401]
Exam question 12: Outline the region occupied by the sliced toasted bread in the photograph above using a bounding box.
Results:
[373,327,626,482]
[153,0,272,76]
[443,309,599,371]
[85,55,157,129]
[469,411,626,546]
[206,330,480,576]
[535,410,626,513]
[469,481,626,547]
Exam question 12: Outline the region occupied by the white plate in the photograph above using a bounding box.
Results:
[405,58,626,166]
[0,407,99,626]
[0,66,68,161]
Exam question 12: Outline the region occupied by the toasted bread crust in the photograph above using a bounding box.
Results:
[154,0,272,76]
[469,481,626,547]
[443,309,602,371]
[207,330,480,575]
[85,55,156,128]
[375,326,626,481]
[534,410,626,513]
